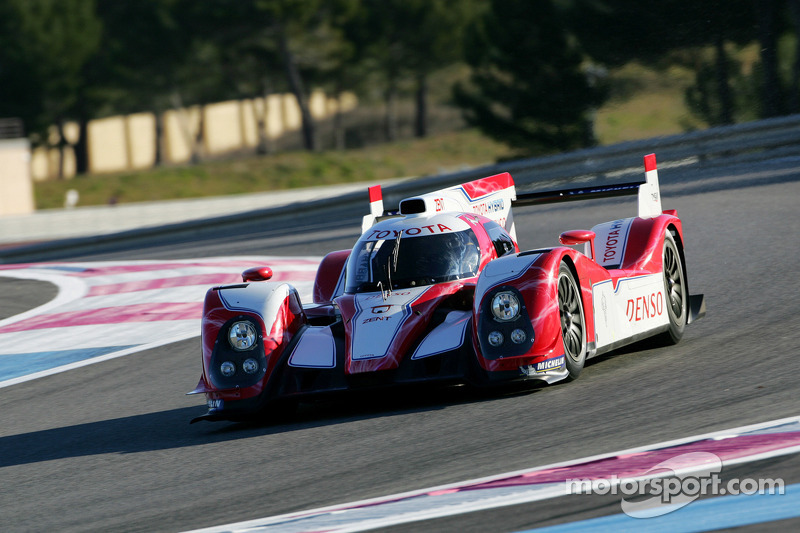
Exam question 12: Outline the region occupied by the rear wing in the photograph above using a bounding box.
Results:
[362,153,662,238]
[362,172,518,240]
[513,153,663,218]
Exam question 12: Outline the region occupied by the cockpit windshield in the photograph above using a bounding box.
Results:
[345,228,480,294]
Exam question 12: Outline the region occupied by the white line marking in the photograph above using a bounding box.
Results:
[185,415,800,533]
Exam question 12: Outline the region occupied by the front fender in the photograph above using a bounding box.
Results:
[473,248,596,374]
[199,282,306,401]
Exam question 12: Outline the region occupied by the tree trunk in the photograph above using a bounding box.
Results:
[385,81,399,142]
[278,27,317,151]
[154,110,164,167]
[333,92,346,150]
[56,119,66,180]
[414,72,428,138]
[193,105,205,164]
[756,0,782,117]
[714,33,734,124]
[170,91,204,164]
[74,117,90,176]
[253,77,273,155]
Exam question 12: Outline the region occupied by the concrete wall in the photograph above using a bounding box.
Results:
[0,138,35,216]
[31,90,356,180]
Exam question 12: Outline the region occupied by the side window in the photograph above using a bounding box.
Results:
[484,221,515,257]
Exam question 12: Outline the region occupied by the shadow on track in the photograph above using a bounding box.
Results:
[0,383,541,469]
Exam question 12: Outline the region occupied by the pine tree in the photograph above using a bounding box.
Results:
[454,0,604,155]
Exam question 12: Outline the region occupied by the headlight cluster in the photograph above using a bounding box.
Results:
[488,327,527,346]
[219,357,260,377]
[228,321,257,351]
[491,291,520,321]
[481,288,534,358]
[489,291,527,344]
[212,320,263,383]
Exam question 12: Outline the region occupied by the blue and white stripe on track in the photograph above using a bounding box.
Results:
[520,482,800,533]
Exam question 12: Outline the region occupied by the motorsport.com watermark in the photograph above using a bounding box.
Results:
[565,451,785,518]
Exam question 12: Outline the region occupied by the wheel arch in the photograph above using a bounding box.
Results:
[666,222,693,302]
[559,249,598,356]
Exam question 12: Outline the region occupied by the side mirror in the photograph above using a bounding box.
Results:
[242,266,273,282]
[559,230,596,259]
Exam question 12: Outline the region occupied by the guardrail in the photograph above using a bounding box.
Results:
[3,114,800,263]
[381,113,800,205]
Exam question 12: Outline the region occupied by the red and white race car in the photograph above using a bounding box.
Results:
[189,154,705,422]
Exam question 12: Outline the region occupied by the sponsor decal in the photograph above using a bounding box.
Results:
[626,291,664,322]
[367,224,452,240]
[472,198,505,216]
[535,355,565,372]
[602,219,625,263]
[601,293,609,329]
[364,291,412,300]
[434,198,444,212]
[362,316,391,324]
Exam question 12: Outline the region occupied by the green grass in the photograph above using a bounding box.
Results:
[33,129,515,209]
[594,62,707,144]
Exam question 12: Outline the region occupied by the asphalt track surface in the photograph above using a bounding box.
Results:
[2,157,800,532]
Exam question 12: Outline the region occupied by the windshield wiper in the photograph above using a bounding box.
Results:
[380,232,402,301]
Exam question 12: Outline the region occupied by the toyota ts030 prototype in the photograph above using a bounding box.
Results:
[189,154,705,422]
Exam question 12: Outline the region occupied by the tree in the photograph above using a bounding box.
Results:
[404,0,478,138]
[89,0,195,167]
[756,0,785,117]
[347,0,479,141]
[789,0,800,112]
[0,0,101,176]
[454,0,604,155]
[569,0,757,125]
[248,0,358,152]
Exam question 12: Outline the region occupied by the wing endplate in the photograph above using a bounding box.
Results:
[638,153,662,218]
[361,185,385,233]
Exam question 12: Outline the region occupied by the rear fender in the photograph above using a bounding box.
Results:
[592,213,682,273]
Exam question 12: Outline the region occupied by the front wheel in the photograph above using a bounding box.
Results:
[558,263,587,380]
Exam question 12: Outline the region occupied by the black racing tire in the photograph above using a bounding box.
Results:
[558,262,587,381]
[657,230,687,345]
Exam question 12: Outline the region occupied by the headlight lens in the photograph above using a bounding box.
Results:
[510,328,527,344]
[228,321,257,351]
[220,361,236,377]
[488,331,504,346]
[242,358,259,374]
[491,291,520,321]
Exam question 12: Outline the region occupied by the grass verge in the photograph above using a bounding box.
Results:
[34,129,514,210]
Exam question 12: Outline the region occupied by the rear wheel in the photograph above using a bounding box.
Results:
[658,231,687,345]
[558,263,587,380]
